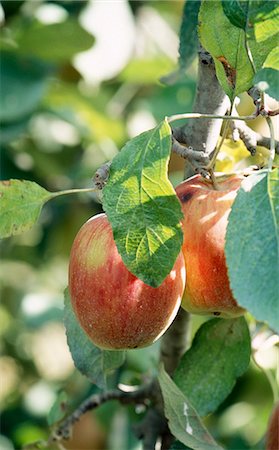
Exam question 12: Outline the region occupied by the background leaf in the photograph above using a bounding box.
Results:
[64,289,125,389]
[225,171,279,333]
[0,52,50,123]
[0,179,52,238]
[174,318,251,417]
[47,391,68,426]
[178,0,201,71]
[102,120,183,287]
[158,367,224,450]
[14,18,94,63]
[162,0,201,85]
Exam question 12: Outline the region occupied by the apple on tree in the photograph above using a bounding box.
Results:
[68,213,186,350]
[175,174,246,318]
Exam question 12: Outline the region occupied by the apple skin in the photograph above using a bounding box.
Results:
[68,213,186,350]
[266,402,279,450]
[175,174,245,318]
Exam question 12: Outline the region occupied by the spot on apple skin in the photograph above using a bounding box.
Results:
[180,191,193,203]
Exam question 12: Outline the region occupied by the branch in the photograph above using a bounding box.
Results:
[172,135,210,171]
[231,118,279,155]
[176,47,230,178]
[160,308,191,376]
[48,383,154,445]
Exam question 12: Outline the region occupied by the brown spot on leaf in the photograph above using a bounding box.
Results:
[217,56,236,88]
[1,180,11,186]
[213,312,221,316]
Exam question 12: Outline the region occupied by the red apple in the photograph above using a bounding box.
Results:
[266,402,279,450]
[175,174,245,318]
[68,213,186,350]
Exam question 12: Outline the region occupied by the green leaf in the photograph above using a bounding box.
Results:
[174,318,251,417]
[247,1,279,43]
[64,289,125,388]
[225,171,279,333]
[254,67,279,100]
[170,441,191,450]
[0,52,49,123]
[222,1,279,43]
[253,47,279,100]
[47,391,68,426]
[178,0,201,71]
[16,18,94,63]
[162,0,201,85]
[199,0,253,99]
[222,0,248,29]
[158,366,224,450]
[199,1,278,99]
[120,58,174,84]
[0,179,52,239]
[263,47,279,69]
[268,168,279,233]
[102,120,183,287]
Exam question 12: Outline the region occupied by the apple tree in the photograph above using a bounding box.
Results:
[0,1,278,449]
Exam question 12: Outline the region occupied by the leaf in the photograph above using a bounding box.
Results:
[158,366,224,450]
[120,58,174,84]
[268,168,279,233]
[222,0,248,29]
[102,120,183,287]
[170,441,192,450]
[253,47,279,100]
[178,0,201,71]
[47,391,68,426]
[199,1,278,99]
[174,318,251,417]
[247,1,279,43]
[254,67,279,100]
[199,0,253,99]
[16,18,94,63]
[222,0,279,43]
[263,47,279,70]
[0,179,52,239]
[43,81,125,144]
[0,52,50,123]
[162,0,201,85]
[64,289,125,388]
[225,171,279,334]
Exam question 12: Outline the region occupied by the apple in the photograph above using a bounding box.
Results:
[175,174,245,318]
[266,402,279,450]
[68,213,186,350]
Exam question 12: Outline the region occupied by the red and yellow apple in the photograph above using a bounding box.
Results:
[175,174,245,318]
[68,213,186,350]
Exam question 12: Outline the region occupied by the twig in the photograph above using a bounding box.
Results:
[172,136,210,170]
[167,112,256,124]
[49,383,154,444]
[231,118,279,155]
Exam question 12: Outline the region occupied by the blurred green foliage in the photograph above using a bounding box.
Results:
[0,1,276,450]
